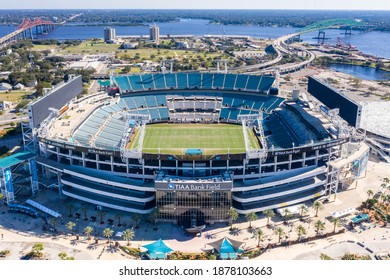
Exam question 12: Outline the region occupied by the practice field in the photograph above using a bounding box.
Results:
[136,123,260,155]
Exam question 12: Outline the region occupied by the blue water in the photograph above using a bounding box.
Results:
[330,64,389,81]
[1,19,390,58]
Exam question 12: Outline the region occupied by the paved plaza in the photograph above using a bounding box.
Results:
[0,160,389,260]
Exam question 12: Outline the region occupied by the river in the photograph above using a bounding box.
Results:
[1,19,390,59]
[330,64,389,81]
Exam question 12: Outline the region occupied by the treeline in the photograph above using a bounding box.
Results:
[1,10,390,31]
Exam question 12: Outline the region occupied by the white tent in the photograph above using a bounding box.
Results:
[330,208,355,218]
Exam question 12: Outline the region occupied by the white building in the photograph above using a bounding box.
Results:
[150,25,160,42]
[233,50,265,59]
[176,41,189,49]
[122,42,138,49]
[104,27,116,43]
[0,82,12,91]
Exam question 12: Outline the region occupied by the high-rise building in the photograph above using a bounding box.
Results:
[104,27,116,42]
[149,25,160,42]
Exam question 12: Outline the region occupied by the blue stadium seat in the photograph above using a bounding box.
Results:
[177,73,188,88]
[153,74,166,89]
[144,95,158,107]
[122,97,137,109]
[141,74,155,90]
[155,94,167,106]
[148,108,160,120]
[188,73,201,88]
[213,74,225,88]
[229,109,240,120]
[129,75,144,91]
[133,96,147,108]
[246,76,261,91]
[158,108,170,119]
[235,75,249,90]
[165,74,177,88]
[201,73,213,89]
[114,77,131,92]
[224,74,237,90]
[220,108,230,119]
[259,76,275,92]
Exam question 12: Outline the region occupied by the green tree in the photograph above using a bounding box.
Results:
[253,228,265,247]
[58,252,67,260]
[274,227,285,243]
[228,207,239,229]
[312,201,324,217]
[245,212,257,228]
[32,243,44,258]
[115,213,123,227]
[314,220,325,235]
[329,217,341,233]
[148,208,159,225]
[298,205,308,219]
[122,228,135,246]
[367,189,374,199]
[132,214,142,228]
[262,209,275,226]
[103,228,114,244]
[296,225,307,241]
[66,221,76,235]
[282,208,292,224]
[84,226,93,240]
[66,203,74,217]
[98,209,106,224]
[80,203,88,221]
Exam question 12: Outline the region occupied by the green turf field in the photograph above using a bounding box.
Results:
[137,123,260,155]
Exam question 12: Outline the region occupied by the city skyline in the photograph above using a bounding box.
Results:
[1,0,390,10]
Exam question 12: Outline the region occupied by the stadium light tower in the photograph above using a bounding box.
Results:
[162,60,174,73]
[215,59,228,74]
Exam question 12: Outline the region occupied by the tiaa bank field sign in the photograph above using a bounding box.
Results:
[155,181,232,191]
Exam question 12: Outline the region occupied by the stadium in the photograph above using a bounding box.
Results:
[1,73,369,228]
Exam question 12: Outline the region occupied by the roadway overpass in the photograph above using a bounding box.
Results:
[233,18,366,75]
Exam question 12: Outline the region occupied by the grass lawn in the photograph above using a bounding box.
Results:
[60,40,121,54]
[32,44,59,51]
[136,123,256,155]
[0,90,31,102]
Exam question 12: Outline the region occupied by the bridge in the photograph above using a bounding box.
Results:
[0,17,58,47]
[234,18,367,75]
[0,13,83,49]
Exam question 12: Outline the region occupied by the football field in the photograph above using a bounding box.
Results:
[138,123,259,155]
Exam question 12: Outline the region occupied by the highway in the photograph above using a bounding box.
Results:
[232,32,316,75]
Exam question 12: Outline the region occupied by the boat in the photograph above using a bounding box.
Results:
[185,224,206,233]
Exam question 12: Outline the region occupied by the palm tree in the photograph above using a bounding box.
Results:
[66,221,76,235]
[148,208,159,225]
[380,194,387,204]
[245,212,257,228]
[296,225,307,241]
[253,228,265,247]
[312,201,324,217]
[274,227,285,243]
[367,189,374,199]
[383,177,390,185]
[97,209,106,224]
[49,217,58,231]
[298,205,308,219]
[32,243,44,258]
[262,209,275,226]
[115,213,123,227]
[80,203,88,221]
[329,217,341,233]
[132,214,142,228]
[84,226,93,240]
[314,220,325,235]
[66,203,74,217]
[282,208,292,224]
[122,228,135,246]
[228,207,239,229]
[103,228,114,244]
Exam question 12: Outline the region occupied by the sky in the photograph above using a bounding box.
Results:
[2,0,390,10]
